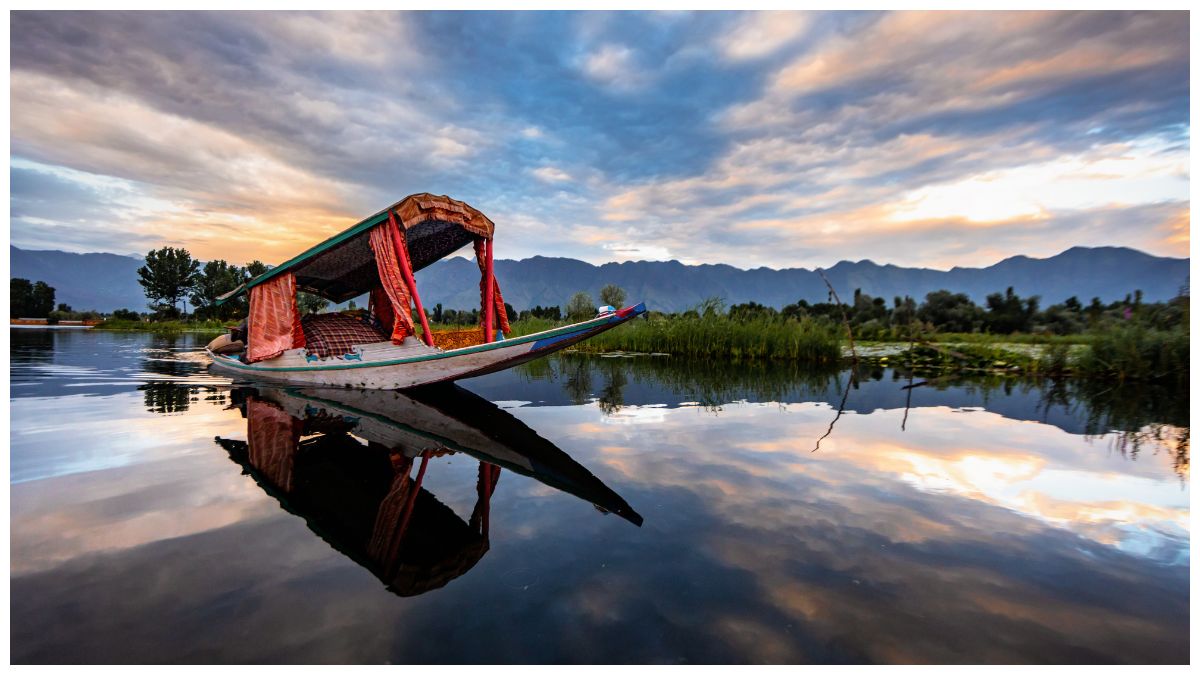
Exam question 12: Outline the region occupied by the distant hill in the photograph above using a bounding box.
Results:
[10,245,1189,313]
[415,246,1189,313]
[11,247,145,312]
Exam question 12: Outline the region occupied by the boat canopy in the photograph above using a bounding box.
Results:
[222,193,510,362]
[219,193,495,304]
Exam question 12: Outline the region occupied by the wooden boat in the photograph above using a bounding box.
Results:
[215,383,641,595]
[207,193,646,388]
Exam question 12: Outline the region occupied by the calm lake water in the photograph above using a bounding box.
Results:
[10,328,1190,664]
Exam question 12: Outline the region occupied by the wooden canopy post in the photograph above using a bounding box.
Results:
[483,238,495,343]
[395,450,431,542]
[389,211,436,347]
[470,462,501,537]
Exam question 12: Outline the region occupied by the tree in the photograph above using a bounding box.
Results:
[983,287,1038,333]
[298,292,330,315]
[138,247,199,317]
[917,290,981,332]
[190,260,244,320]
[10,278,33,317]
[599,284,627,308]
[891,295,918,327]
[244,260,269,279]
[567,291,595,320]
[111,308,141,321]
[30,281,56,318]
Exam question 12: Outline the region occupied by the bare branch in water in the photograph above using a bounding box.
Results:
[814,371,855,452]
[816,268,858,364]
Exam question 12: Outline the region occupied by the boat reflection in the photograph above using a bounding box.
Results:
[215,383,641,596]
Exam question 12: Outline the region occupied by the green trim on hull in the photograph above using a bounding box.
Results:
[210,304,644,374]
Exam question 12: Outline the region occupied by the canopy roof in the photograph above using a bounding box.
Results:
[219,193,494,304]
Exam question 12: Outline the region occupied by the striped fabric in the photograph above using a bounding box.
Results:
[472,238,511,334]
[247,272,305,363]
[246,399,301,493]
[369,219,416,343]
[301,312,388,359]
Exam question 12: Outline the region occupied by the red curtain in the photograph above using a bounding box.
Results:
[369,220,415,343]
[473,238,511,335]
[247,272,305,363]
[246,399,302,492]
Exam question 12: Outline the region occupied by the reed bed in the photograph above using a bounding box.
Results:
[93,318,229,335]
[564,314,843,363]
[1075,326,1189,383]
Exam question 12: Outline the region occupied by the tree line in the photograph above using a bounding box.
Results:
[724,285,1188,337]
[82,243,1194,339]
[10,279,57,318]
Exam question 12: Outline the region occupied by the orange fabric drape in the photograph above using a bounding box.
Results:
[369,220,415,343]
[473,238,511,335]
[247,272,305,363]
[246,399,302,492]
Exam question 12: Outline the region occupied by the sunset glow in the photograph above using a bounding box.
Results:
[9,10,1190,269]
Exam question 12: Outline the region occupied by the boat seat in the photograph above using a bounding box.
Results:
[301,312,390,359]
[431,328,487,351]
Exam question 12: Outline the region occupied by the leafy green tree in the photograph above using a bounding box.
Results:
[10,278,33,317]
[30,281,56,318]
[599,284,627,308]
[892,296,918,327]
[917,290,981,332]
[191,260,244,320]
[567,291,595,320]
[298,292,330,315]
[983,287,1039,333]
[111,308,141,321]
[138,247,199,317]
[521,305,562,321]
[244,260,269,279]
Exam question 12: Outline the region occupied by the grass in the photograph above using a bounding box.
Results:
[90,311,1188,383]
[928,332,1095,345]
[93,318,230,335]
[857,327,1188,382]
[1075,325,1189,384]
[565,314,843,363]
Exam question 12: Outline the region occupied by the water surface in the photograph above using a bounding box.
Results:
[10,329,1190,663]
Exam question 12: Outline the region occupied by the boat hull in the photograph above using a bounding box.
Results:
[207,303,646,389]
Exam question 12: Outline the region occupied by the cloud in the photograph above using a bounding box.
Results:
[580,44,650,92]
[719,11,812,61]
[8,10,1190,269]
[531,166,573,183]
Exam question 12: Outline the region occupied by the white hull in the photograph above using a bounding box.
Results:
[208,303,646,389]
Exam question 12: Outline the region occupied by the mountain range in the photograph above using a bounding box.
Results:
[11,245,1189,314]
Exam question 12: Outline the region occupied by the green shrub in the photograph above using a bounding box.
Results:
[1077,326,1189,383]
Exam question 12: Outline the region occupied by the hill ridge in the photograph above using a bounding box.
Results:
[11,245,1189,313]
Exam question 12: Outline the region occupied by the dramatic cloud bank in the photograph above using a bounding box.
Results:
[9,10,1189,269]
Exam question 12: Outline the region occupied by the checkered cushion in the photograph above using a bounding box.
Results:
[301,313,388,359]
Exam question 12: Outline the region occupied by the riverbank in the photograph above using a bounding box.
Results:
[87,314,1186,383]
[92,318,229,334]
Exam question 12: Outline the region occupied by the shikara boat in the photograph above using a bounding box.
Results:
[215,383,641,595]
[207,193,646,388]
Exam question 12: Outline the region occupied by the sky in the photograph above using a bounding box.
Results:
[8,10,1191,271]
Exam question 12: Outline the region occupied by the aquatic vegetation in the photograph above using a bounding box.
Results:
[1075,325,1190,384]
[93,318,228,335]
[565,314,843,363]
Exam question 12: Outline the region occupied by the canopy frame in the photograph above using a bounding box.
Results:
[217,193,495,306]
